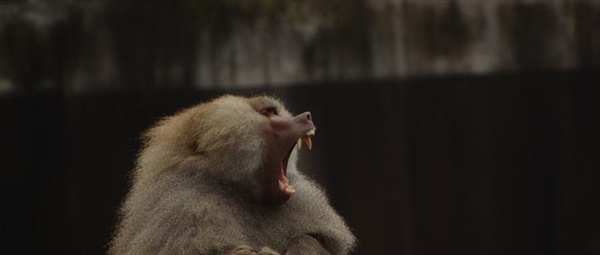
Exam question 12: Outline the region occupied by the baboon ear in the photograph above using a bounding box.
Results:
[190,137,202,154]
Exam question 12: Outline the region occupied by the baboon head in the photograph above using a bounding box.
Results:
[141,95,315,205]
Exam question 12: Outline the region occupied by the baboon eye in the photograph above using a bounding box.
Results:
[260,106,278,116]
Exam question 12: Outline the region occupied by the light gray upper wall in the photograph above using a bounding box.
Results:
[0,0,598,95]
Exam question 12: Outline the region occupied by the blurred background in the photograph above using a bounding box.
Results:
[1,1,599,254]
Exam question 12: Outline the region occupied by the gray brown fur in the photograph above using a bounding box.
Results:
[109,95,355,254]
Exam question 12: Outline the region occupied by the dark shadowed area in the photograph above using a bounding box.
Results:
[1,1,599,255]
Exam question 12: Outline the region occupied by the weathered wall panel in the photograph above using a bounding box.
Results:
[1,1,598,94]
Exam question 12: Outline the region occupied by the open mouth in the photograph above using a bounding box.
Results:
[278,129,316,195]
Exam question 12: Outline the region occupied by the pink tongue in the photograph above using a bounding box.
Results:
[279,162,288,186]
[279,155,298,195]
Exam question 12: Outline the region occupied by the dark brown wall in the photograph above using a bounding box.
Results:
[2,70,598,255]
[1,1,600,254]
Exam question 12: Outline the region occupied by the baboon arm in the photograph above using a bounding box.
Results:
[285,234,330,255]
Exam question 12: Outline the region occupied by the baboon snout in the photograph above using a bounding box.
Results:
[294,112,313,124]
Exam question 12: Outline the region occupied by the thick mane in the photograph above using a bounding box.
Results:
[109,95,355,255]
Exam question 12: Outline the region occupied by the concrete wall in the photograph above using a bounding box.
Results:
[0,0,598,94]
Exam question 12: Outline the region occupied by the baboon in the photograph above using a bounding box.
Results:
[109,95,355,254]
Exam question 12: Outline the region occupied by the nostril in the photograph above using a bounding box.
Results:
[294,112,313,123]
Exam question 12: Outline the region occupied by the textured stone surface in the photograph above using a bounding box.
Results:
[0,0,598,94]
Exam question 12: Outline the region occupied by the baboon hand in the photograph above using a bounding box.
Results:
[228,245,281,255]
[258,246,281,255]
[228,245,258,255]
[285,235,330,255]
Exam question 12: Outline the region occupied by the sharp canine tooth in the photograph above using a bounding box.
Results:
[305,136,312,150]
[297,138,302,150]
